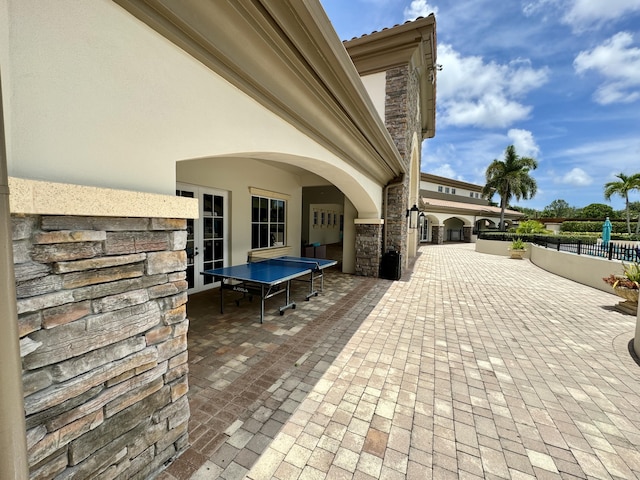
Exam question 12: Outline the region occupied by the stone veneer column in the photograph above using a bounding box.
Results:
[385,183,408,259]
[15,214,190,479]
[384,65,420,268]
[463,226,472,243]
[432,225,444,244]
[354,221,383,277]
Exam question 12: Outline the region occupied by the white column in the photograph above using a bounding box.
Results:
[0,73,29,479]
[635,302,640,358]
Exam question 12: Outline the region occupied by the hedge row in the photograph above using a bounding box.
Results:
[479,233,599,243]
[560,221,638,233]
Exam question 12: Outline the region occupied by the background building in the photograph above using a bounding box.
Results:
[419,173,524,243]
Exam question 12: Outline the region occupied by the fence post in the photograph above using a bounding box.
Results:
[577,240,581,255]
[608,242,614,260]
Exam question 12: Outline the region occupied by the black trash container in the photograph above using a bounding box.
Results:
[380,250,401,280]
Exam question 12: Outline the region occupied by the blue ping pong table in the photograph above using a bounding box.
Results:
[202,256,337,323]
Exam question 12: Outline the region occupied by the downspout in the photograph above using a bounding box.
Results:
[383,174,405,252]
[0,73,29,479]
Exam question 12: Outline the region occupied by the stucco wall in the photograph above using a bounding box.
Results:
[475,239,530,258]
[2,0,383,218]
[360,72,386,122]
[176,157,303,267]
[530,244,624,293]
[476,239,625,293]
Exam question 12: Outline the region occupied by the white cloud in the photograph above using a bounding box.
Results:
[436,44,549,128]
[522,0,640,30]
[574,32,640,104]
[552,136,640,172]
[564,0,640,30]
[403,0,438,20]
[507,129,540,158]
[522,0,560,17]
[558,167,593,186]
[430,163,458,179]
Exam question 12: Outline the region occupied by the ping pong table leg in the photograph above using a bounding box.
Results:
[220,279,224,314]
[260,284,265,324]
[305,270,320,300]
[278,280,296,315]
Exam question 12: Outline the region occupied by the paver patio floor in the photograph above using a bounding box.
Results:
[159,243,640,480]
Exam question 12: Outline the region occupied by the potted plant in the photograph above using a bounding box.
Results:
[603,261,639,314]
[509,238,527,259]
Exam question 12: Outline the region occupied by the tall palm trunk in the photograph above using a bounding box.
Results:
[500,196,507,231]
[625,195,631,234]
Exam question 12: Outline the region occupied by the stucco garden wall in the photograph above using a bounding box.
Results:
[530,244,624,293]
[476,239,624,293]
[475,238,531,259]
[15,214,190,479]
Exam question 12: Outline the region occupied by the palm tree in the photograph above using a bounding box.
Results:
[603,173,640,234]
[482,145,538,231]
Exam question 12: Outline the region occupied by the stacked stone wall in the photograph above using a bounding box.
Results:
[432,225,444,244]
[385,65,410,169]
[13,214,190,480]
[463,225,472,243]
[385,184,408,255]
[354,223,382,277]
[384,65,422,264]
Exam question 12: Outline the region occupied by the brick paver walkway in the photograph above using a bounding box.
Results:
[162,243,640,479]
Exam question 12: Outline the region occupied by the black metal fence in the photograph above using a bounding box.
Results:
[535,237,639,262]
[478,233,640,263]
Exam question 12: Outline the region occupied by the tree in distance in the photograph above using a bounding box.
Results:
[579,203,614,219]
[541,199,576,218]
[603,173,640,234]
[482,145,538,231]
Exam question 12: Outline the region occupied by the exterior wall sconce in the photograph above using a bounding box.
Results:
[407,204,420,229]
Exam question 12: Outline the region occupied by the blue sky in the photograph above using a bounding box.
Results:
[320,0,640,211]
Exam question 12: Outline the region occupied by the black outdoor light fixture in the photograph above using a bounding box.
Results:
[407,204,420,229]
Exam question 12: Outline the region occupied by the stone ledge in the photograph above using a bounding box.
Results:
[9,177,198,219]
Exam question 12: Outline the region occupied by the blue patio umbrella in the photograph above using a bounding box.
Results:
[602,217,612,246]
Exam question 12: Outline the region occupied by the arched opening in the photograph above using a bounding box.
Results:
[443,216,471,242]
[176,151,384,287]
[475,218,498,235]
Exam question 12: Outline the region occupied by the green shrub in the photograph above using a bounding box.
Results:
[480,232,599,244]
[516,220,549,234]
[510,238,526,250]
[623,262,640,283]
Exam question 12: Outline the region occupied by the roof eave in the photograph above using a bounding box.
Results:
[113,0,405,184]
[345,15,437,140]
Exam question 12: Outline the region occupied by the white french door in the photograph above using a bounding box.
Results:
[419,216,429,242]
[176,184,228,293]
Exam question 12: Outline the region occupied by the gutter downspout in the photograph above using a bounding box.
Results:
[383,174,405,252]
[0,73,29,479]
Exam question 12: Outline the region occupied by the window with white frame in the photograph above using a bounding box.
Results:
[251,195,286,249]
[451,188,456,195]
[438,186,443,192]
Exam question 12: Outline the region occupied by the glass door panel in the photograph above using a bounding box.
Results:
[177,184,228,293]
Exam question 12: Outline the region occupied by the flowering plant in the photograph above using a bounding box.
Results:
[603,261,640,290]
